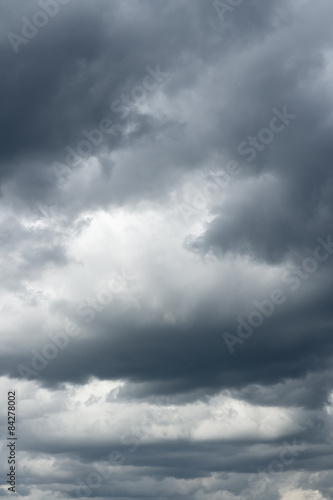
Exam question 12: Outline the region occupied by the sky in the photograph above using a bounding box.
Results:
[0,0,333,498]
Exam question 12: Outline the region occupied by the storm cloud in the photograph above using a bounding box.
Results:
[0,1,332,499]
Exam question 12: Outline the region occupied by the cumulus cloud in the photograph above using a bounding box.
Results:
[0,0,332,498]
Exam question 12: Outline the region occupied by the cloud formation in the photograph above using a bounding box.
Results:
[0,0,332,499]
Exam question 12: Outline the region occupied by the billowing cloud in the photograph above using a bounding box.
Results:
[0,0,332,499]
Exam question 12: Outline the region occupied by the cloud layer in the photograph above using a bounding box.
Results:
[0,0,333,499]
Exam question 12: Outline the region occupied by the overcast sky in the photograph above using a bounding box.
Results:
[0,0,333,498]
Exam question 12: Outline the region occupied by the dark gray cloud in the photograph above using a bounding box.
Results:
[0,1,333,499]
[187,0,333,265]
